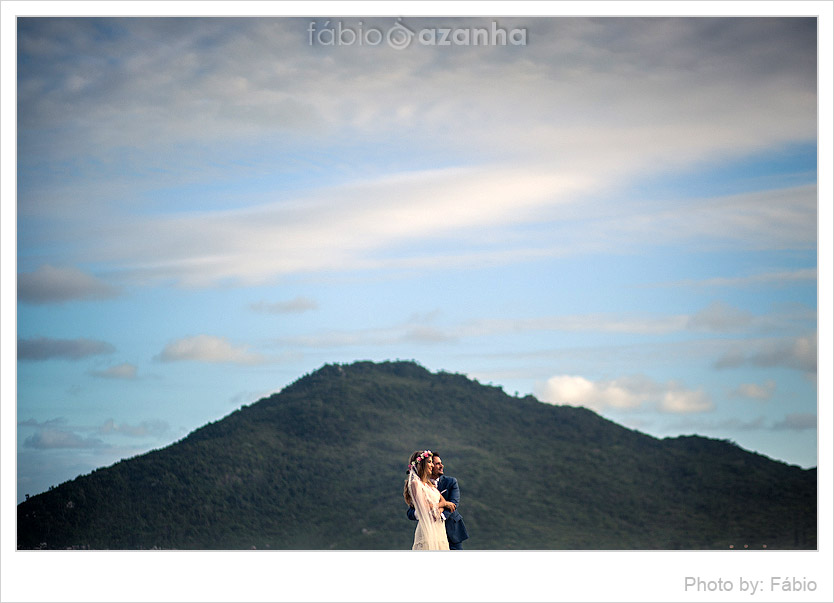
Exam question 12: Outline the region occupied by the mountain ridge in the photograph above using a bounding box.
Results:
[17,360,816,549]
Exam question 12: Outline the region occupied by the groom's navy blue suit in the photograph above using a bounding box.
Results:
[407,475,469,549]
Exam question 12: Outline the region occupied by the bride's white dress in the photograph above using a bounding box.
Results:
[409,478,450,550]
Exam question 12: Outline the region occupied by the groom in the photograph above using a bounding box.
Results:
[407,452,469,549]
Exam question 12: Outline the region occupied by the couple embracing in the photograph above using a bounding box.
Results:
[403,450,469,550]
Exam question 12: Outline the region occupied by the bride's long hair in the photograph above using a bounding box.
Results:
[403,450,432,506]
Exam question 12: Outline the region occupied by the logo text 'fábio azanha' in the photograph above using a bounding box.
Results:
[308,19,528,50]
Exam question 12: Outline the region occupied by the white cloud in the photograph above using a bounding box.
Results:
[535,375,645,411]
[535,374,713,414]
[18,265,119,304]
[660,388,714,413]
[155,334,264,365]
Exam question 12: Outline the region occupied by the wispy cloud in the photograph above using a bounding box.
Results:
[18,18,816,164]
[276,301,807,351]
[155,334,264,365]
[687,301,753,332]
[772,413,816,431]
[74,164,586,287]
[23,429,105,450]
[250,296,318,314]
[279,320,457,349]
[664,413,815,433]
[663,268,817,289]
[43,180,817,291]
[18,265,120,304]
[714,333,817,374]
[18,337,116,361]
[662,416,768,433]
[19,416,171,447]
[18,417,69,429]
[535,374,714,414]
[730,380,776,400]
[460,314,692,337]
[89,363,138,380]
[646,186,815,251]
[279,312,693,350]
[17,19,816,289]
[97,418,169,438]
[12,15,819,492]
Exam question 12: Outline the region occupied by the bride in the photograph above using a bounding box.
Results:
[403,450,454,550]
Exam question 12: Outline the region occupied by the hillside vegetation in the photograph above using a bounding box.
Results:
[18,360,816,549]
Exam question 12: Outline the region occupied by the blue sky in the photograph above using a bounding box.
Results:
[10,15,824,504]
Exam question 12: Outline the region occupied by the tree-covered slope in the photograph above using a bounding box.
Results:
[17,360,816,550]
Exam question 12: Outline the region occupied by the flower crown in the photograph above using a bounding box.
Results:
[407,450,433,473]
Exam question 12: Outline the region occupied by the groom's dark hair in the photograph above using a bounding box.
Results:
[432,451,441,458]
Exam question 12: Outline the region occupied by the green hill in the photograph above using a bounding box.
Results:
[17,360,816,550]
